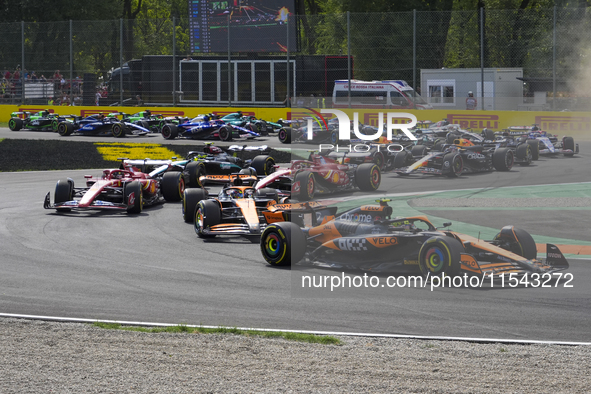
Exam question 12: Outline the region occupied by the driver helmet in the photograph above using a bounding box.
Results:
[228,189,243,198]
[468,91,474,97]
[456,138,474,147]
[402,223,417,232]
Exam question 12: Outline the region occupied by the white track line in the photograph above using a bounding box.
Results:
[1,313,589,346]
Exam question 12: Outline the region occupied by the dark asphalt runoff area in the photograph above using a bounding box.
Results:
[0,129,590,343]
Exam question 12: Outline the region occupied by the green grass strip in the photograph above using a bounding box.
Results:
[92,322,341,345]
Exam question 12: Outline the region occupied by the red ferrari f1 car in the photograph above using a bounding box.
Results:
[43,167,185,214]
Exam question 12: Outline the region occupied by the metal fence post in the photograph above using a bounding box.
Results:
[480,7,484,110]
[413,9,416,93]
[173,16,177,107]
[552,6,557,111]
[21,21,24,104]
[286,14,290,106]
[347,11,351,109]
[120,18,123,107]
[228,14,231,107]
[70,19,73,106]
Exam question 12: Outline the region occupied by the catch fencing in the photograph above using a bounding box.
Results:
[0,7,589,110]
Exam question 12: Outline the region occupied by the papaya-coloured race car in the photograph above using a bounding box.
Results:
[259,200,570,280]
[43,167,184,214]
[181,173,285,242]
[57,112,150,137]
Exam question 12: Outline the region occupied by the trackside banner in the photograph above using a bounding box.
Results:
[2,105,590,137]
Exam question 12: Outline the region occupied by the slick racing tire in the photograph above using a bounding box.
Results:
[418,235,464,278]
[124,181,143,214]
[481,128,495,141]
[393,150,410,169]
[493,226,537,260]
[160,171,185,202]
[255,187,279,203]
[515,143,532,166]
[355,163,381,192]
[218,125,233,142]
[51,119,59,132]
[372,151,385,170]
[446,132,460,144]
[527,139,540,160]
[111,123,126,138]
[195,200,221,238]
[443,152,463,177]
[260,221,306,266]
[185,161,206,188]
[329,130,338,145]
[8,118,23,131]
[183,188,208,223]
[410,144,428,157]
[54,178,74,212]
[563,136,575,157]
[278,127,291,143]
[161,124,179,140]
[57,122,74,136]
[433,138,445,152]
[292,171,315,202]
[251,155,276,176]
[492,147,514,171]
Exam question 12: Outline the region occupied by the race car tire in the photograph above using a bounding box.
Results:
[183,188,208,223]
[527,139,540,160]
[410,144,428,157]
[355,163,381,192]
[393,150,410,169]
[563,136,575,156]
[443,152,463,177]
[493,226,537,260]
[218,125,233,141]
[515,143,532,166]
[57,122,74,136]
[260,221,306,266]
[161,124,178,140]
[278,127,291,143]
[329,130,338,145]
[293,171,315,201]
[418,235,464,278]
[195,199,221,238]
[256,187,278,203]
[8,118,23,131]
[251,155,276,176]
[160,171,185,202]
[112,123,126,138]
[492,147,514,171]
[433,138,445,152]
[372,151,385,170]
[185,161,206,188]
[54,178,74,212]
[481,128,495,141]
[446,132,460,144]
[51,119,59,132]
[124,181,143,214]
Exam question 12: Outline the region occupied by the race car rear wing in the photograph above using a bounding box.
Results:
[198,174,258,187]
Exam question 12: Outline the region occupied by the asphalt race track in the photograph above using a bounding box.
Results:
[1,129,590,343]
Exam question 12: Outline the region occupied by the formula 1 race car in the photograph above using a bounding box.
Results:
[394,138,514,177]
[259,200,570,280]
[160,114,260,141]
[8,110,65,132]
[181,174,283,242]
[258,153,381,201]
[56,113,150,137]
[277,117,339,144]
[504,125,579,157]
[43,168,184,214]
[124,110,164,133]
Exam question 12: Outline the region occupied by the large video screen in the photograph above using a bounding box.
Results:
[189,0,297,53]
